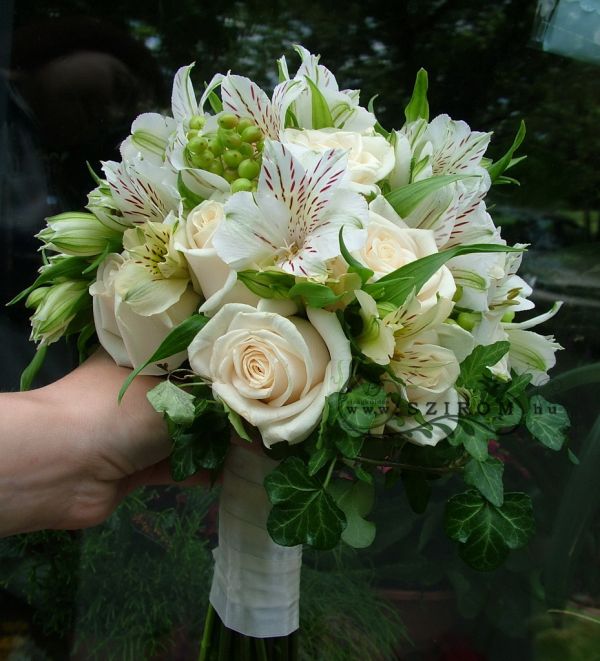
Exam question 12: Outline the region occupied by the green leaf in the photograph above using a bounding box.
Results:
[488,121,526,184]
[308,446,335,476]
[328,480,376,548]
[265,457,346,549]
[76,323,97,363]
[305,77,334,129]
[177,172,205,209]
[525,395,570,451]
[20,344,48,391]
[367,95,389,138]
[445,490,534,571]
[336,383,388,436]
[506,372,533,396]
[207,90,223,114]
[8,256,90,306]
[364,246,520,308]
[339,227,374,286]
[288,281,342,308]
[334,431,364,459]
[169,414,230,480]
[464,458,504,507]
[404,68,429,123]
[385,174,473,218]
[237,270,295,299]
[457,341,511,388]
[147,380,196,426]
[450,418,490,459]
[221,401,251,441]
[118,313,209,402]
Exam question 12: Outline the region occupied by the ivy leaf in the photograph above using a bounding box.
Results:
[404,68,430,123]
[308,446,335,477]
[336,382,388,436]
[328,480,376,549]
[449,417,490,460]
[334,431,364,459]
[457,342,511,388]
[265,457,346,550]
[445,491,534,571]
[237,270,295,299]
[147,380,196,426]
[526,395,570,451]
[464,458,504,507]
[169,412,230,480]
[118,313,209,401]
[288,281,342,308]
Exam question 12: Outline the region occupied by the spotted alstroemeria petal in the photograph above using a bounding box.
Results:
[102,159,179,225]
[171,64,199,123]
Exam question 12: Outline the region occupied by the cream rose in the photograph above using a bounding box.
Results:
[174,200,259,316]
[357,198,456,309]
[188,301,351,446]
[281,128,394,195]
[90,253,199,374]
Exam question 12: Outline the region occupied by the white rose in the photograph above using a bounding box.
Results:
[90,253,200,374]
[357,199,456,309]
[281,128,394,195]
[188,301,351,447]
[174,200,259,316]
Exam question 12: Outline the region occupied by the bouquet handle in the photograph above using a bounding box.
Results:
[209,444,302,638]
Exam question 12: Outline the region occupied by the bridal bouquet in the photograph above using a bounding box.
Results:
[15,46,569,657]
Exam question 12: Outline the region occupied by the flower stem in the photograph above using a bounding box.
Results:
[354,455,466,474]
[217,622,232,661]
[323,458,337,489]
[198,603,215,661]
[255,638,268,661]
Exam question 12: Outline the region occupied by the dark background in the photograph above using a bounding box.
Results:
[1,1,599,659]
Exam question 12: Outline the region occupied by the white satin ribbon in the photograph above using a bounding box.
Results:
[209,445,302,638]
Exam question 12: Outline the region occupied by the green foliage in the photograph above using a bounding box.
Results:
[19,344,48,391]
[404,68,429,123]
[363,245,520,307]
[328,480,376,548]
[305,77,334,129]
[288,281,342,308]
[457,341,511,388]
[339,227,374,286]
[385,174,474,218]
[237,270,296,298]
[464,457,504,507]
[526,395,570,451]
[265,457,346,549]
[487,120,526,184]
[118,313,209,401]
[445,491,534,571]
[147,380,196,426]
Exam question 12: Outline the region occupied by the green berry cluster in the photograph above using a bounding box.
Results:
[185,113,264,193]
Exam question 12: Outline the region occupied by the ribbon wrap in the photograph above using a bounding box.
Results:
[209,445,302,638]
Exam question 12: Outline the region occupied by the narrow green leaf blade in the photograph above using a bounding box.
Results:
[464,458,504,507]
[118,313,209,402]
[404,68,430,123]
[488,121,526,184]
[305,77,334,129]
[385,174,472,218]
[20,344,48,391]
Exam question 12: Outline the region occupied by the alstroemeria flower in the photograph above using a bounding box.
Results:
[354,290,401,365]
[278,45,376,132]
[101,157,180,228]
[213,140,369,278]
[117,214,193,315]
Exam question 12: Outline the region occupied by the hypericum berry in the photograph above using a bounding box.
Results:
[501,311,515,323]
[238,159,260,180]
[207,136,224,156]
[218,128,242,149]
[239,143,254,158]
[189,115,205,130]
[223,168,239,184]
[187,136,209,154]
[222,150,244,169]
[241,125,262,143]
[207,160,224,176]
[231,178,253,193]
[190,150,214,169]
[218,113,239,129]
[237,118,254,133]
[456,311,481,331]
